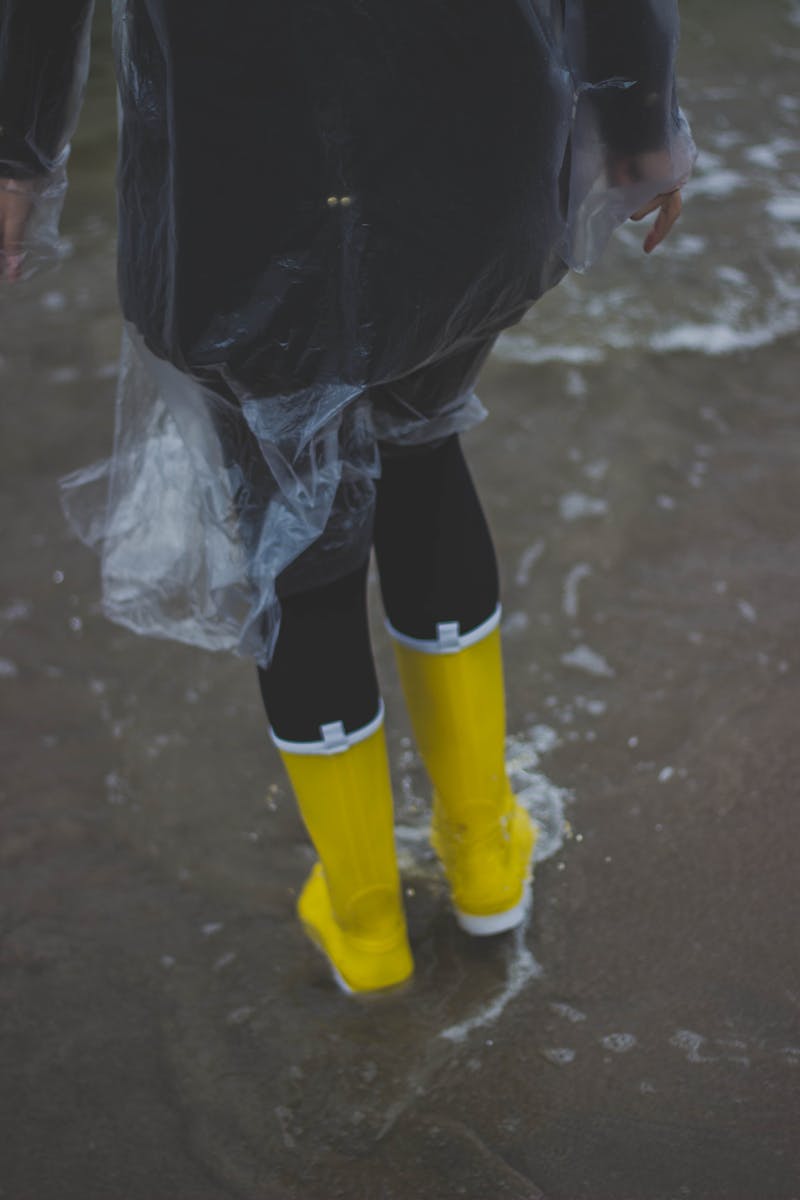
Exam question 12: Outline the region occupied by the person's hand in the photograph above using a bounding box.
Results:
[630,187,682,254]
[609,149,684,254]
[0,179,35,282]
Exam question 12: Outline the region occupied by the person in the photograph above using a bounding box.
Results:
[0,0,694,994]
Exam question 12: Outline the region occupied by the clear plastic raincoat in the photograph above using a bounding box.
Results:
[1,0,695,665]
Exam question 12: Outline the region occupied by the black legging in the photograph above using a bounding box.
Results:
[257,434,499,742]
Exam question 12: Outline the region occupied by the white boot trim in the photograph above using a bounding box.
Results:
[385,605,501,655]
[270,701,384,756]
[454,881,532,937]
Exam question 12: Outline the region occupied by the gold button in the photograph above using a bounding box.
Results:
[339,195,352,207]
[326,195,339,208]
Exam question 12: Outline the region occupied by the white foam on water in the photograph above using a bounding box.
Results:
[777,226,800,252]
[667,232,710,258]
[492,105,799,367]
[709,128,745,151]
[104,771,129,806]
[563,563,592,618]
[649,312,800,354]
[214,951,237,971]
[507,726,571,863]
[717,1040,751,1068]
[716,265,750,288]
[671,1030,709,1062]
[766,194,800,221]
[394,823,431,846]
[744,137,798,169]
[565,368,587,397]
[494,333,605,366]
[559,492,608,521]
[526,724,560,755]
[439,929,543,1044]
[737,599,758,623]
[0,658,19,679]
[685,169,749,198]
[670,1029,751,1067]
[274,1106,296,1150]
[582,458,609,481]
[41,290,67,311]
[692,149,725,171]
[500,285,800,363]
[515,538,545,587]
[550,1001,587,1023]
[561,645,615,678]
[601,1033,638,1053]
[502,610,530,638]
[541,1047,576,1066]
[583,287,635,322]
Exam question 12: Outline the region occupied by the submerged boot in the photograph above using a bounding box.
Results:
[275,708,414,994]
[389,610,537,935]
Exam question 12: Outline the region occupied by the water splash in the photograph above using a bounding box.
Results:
[439,927,542,1044]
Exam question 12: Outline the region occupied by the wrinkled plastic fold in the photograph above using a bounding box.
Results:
[1,0,695,665]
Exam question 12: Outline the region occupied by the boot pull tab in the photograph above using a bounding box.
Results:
[320,721,349,753]
[436,621,461,652]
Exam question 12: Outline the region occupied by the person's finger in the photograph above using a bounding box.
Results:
[630,196,662,222]
[643,209,668,254]
[631,184,683,223]
[643,192,680,253]
[643,191,682,253]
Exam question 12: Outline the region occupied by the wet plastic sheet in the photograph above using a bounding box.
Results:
[1,0,695,664]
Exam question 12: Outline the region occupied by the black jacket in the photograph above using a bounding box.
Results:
[1,0,693,393]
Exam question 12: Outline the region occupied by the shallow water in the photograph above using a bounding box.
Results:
[2,3,800,1198]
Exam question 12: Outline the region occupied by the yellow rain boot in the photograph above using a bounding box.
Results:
[389,609,537,935]
[275,708,414,994]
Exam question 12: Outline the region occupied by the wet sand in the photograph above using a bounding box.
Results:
[2,3,799,1197]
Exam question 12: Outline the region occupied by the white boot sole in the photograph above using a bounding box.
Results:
[453,880,532,937]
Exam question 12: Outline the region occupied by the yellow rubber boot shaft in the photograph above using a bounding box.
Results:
[393,626,536,928]
[279,724,413,993]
